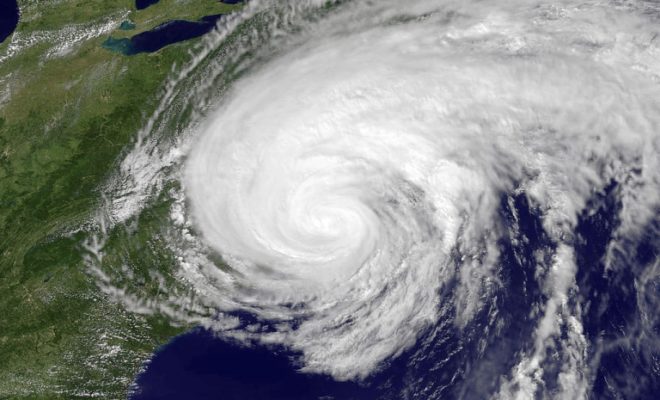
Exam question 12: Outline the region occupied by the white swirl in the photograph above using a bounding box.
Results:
[184,0,659,384]
[92,0,660,393]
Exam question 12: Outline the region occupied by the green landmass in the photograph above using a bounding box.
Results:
[0,1,242,398]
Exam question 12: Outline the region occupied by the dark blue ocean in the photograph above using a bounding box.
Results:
[129,184,659,400]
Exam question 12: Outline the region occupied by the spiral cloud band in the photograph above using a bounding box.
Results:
[183,0,659,386]
[92,0,660,397]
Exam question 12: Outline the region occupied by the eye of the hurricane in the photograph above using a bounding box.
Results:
[259,179,380,283]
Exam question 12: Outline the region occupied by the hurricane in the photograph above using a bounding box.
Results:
[86,0,660,398]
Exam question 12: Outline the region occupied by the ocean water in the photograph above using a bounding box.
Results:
[130,187,658,399]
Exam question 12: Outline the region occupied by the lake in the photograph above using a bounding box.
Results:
[0,0,19,43]
[103,14,225,56]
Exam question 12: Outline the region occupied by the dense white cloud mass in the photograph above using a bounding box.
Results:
[90,0,659,397]
[183,0,658,385]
